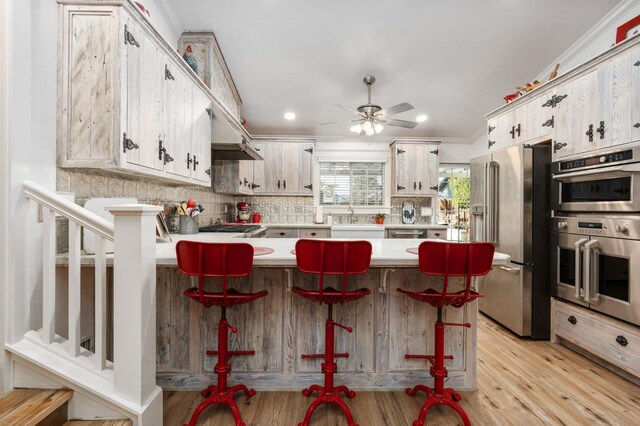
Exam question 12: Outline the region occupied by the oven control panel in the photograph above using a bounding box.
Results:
[553,216,640,240]
[552,147,636,173]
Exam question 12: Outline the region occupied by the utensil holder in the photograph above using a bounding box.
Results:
[179,215,199,234]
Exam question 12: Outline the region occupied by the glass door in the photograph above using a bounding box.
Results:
[438,165,470,241]
[551,232,589,307]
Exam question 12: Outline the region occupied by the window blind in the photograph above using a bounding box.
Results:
[319,162,384,206]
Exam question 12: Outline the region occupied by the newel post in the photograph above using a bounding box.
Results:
[108,204,162,422]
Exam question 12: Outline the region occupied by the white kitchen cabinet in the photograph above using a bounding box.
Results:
[212,159,254,195]
[554,76,590,158]
[58,1,213,186]
[488,112,512,151]
[391,141,439,197]
[252,141,314,195]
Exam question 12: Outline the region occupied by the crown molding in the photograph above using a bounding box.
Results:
[535,0,640,81]
[153,0,183,42]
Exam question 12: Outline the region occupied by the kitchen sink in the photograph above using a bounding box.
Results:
[331,225,385,239]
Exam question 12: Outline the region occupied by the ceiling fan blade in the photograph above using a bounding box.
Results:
[384,118,418,129]
[377,102,414,118]
[319,119,364,126]
[334,104,364,116]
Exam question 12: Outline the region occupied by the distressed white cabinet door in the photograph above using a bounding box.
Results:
[191,89,212,182]
[489,111,513,152]
[606,49,633,149]
[633,45,640,142]
[393,144,411,195]
[555,71,597,159]
[239,160,254,194]
[124,19,163,170]
[422,145,439,196]
[589,63,614,150]
[251,143,273,194]
[165,64,193,178]
[523,91,555,143]
[280,143,313,194]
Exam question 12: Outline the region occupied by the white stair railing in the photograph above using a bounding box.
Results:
[21,180,162,424]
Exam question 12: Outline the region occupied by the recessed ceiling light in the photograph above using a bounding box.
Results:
[416,114,428,122]
[284,112,296,120]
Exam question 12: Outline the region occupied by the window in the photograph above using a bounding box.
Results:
[437,165,470,241]
[319,162,384,206]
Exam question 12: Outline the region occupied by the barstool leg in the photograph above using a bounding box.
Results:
[298,304,359,426]
[407,307,472,426]
[184,308,256,426]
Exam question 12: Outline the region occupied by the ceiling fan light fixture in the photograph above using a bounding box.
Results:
[362,120,373,133]
[350,124,362,133]
[365,128,375,136]
[374,122,384,134]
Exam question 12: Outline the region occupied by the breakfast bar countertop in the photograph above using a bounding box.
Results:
[155,234,510,267]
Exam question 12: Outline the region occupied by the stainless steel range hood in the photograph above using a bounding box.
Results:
[209,100,263,161]
[212,139,262,160]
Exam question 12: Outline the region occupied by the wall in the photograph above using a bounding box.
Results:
[0,0,9,395]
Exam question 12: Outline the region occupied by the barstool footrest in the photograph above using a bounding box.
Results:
[405,354,453,364]
[206,350,256,356]
[301,352,349,359]
[442,322,472,328]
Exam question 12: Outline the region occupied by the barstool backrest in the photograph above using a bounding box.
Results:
[418,241,495,307]
[176,241,254,304]
[295,239,372,301]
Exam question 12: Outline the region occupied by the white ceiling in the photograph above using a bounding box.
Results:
[170,0,622,140]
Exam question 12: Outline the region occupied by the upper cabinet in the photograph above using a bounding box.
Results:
[252,141,314,195]
[390,141,439,197]
[58,1,214,186]
[214,140,314,196]
[485,35,640,161]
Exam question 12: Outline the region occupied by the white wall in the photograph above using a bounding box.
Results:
[0,0,9,395]
[141,0,183,47]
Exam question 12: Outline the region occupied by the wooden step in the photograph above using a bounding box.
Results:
[0,388,73,426]
[64,421,132,426]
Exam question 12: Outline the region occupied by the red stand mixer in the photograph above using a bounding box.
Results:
[236,201,251,223]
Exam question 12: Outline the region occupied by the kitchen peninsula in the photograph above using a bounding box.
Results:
[154,235,508,391]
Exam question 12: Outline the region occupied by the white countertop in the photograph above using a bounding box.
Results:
[260,223,449,230]
[156,234,510,267]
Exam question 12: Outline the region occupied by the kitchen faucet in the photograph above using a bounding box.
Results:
[348,206,355,224]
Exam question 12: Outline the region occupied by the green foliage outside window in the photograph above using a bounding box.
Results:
[449,177,470,210]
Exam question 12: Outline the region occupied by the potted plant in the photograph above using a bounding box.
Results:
[375,213,386,225]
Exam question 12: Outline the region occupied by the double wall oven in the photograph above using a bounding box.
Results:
[552,145,640,326]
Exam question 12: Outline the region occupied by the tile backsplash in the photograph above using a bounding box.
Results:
[241,196,433,225]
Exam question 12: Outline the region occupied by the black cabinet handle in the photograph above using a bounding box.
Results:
[279,232,286,236]
[419,182,422,190]
[616,335,628,347]
[414,182,417,190]
[429,185,438,191]
[251,183,260,189]
[310,232,317,237]
[397,185,405,191]
[596,121,605,140]
[243,178,249,186]
[187,153,193,168]
[193,155,199,170]
[488,140,496,148]
[304,184,312,190]
[509,126,516,139]
[158,140,166,160]
[586,124,594,142]
[568,315,577,325]
[634,123,640,128]
[283,180,286,189]
[277,180,280,189]
[515,123,521,137]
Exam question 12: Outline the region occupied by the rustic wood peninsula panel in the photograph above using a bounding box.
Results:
[155,267,477,391]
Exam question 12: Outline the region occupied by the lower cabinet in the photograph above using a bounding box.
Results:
[552,299,640,379]
[265,227,330,238]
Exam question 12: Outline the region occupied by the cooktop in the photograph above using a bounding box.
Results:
[199,224,262,233]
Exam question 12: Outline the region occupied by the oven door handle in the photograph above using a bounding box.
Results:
[552,163,640,180]
[574,238,588,300]
[584,240,601,305]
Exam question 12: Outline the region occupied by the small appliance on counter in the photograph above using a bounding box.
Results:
[236,201,251,223]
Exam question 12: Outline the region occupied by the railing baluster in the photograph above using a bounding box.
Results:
[42,207,56,344]
[68,221,81,357]
[95,236,107,370]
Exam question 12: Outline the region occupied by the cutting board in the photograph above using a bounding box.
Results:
[83,197,137,254]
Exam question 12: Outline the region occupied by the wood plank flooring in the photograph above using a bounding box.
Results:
[163,315,640,425]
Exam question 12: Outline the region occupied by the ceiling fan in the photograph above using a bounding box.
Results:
[320,76,418,135]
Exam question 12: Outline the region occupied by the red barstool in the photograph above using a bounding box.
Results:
[398,241,494,426]
[176,241,268,426]
[293,239,372,426]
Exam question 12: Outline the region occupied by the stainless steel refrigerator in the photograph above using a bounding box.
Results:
[470,144,551,339]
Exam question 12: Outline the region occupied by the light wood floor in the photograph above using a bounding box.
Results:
[163,315,640,425]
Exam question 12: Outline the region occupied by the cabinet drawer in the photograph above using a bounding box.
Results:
[266,228,299,238]
[553,300,640,377]
[427,229,446,239]
[299,229,330,238]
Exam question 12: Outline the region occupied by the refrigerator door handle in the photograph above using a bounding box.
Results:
[499,265,521,273]
[574,238,588,300]
[487,161,499,244]
[584,240,601,305]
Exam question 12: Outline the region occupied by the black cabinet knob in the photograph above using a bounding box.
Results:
[616,335,628,347]
[568,315,577,325]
